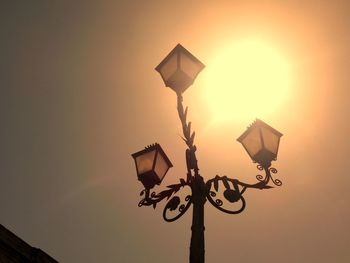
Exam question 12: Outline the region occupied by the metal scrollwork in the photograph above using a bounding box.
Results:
[268,167,282,186]
[138,179,189,209]
[206,176,246,214]
[205,165,282,214]
[163,194,192,222]
[255,165,282,187]
[138,181,192,222]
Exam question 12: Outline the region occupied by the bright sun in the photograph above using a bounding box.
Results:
[201,38,292,123]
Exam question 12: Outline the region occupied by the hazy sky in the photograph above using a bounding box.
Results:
[1,1,349,262]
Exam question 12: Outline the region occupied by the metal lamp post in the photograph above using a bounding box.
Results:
[131,44,283,263]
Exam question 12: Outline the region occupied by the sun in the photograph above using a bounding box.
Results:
[201,38,292,123]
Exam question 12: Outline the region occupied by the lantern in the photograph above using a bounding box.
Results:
[155,43,205,94]
[237,119,283,167]
[131,143,173,189]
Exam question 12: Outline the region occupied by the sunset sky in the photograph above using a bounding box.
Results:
[1,1,349,262]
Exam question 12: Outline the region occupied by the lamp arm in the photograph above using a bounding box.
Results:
[205,165,282,214]
[138,179,192,222]
[138,179,190,209]
[205,176,246,214]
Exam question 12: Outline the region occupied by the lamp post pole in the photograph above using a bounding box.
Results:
[132,44,284,263]
[190,175,205,263]
[177,93,206,263]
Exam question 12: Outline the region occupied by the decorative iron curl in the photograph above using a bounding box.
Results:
[257,164,264,171]
[206,176,246,214]
[270,167,278,174]
[255,164,269,182]
[163,194,192,222]
[138,179,189,209]
[256,174,264,182]
[268,167,282,186]
[207,191,223,206]
[207,189,246,214]
[254,165,282,187]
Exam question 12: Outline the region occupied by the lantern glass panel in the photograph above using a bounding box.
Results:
[261,126,279,155]
[159,52,178,82]
[180,51,202,79]
[241,127,262,158]
[135,150,156,175]
[154,152,170,181]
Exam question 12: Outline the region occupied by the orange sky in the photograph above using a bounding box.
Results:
[1,1,349,262]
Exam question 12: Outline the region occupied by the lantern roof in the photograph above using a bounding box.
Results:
[237,119,283,143]
[155,44,205,75]
[131,143,173,169]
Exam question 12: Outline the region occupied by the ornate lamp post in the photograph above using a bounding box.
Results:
[131,44,283,263]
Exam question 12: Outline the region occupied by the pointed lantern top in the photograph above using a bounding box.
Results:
[155,44,205,94]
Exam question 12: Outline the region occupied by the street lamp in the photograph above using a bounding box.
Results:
[132,143,173,189]
[155,43,205,94]
[237,118,283,168]
[131,44,284,263]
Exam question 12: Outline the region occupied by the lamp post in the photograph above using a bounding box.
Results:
[131,44,283,263]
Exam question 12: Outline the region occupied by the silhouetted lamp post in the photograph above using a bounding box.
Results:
[131,44,283,263]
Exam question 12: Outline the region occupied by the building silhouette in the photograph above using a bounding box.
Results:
[0,224,58,262]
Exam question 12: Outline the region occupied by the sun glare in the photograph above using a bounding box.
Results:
[201,38,292,123]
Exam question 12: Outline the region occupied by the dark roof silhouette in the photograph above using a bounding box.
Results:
[0,224,58,262]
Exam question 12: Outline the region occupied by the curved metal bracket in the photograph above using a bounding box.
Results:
[138,179,192,222]
[205,165,282,214]
[163,194,192,222]
[206,176,246,214]
[138,178,189,209]
[255,165,282,187]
